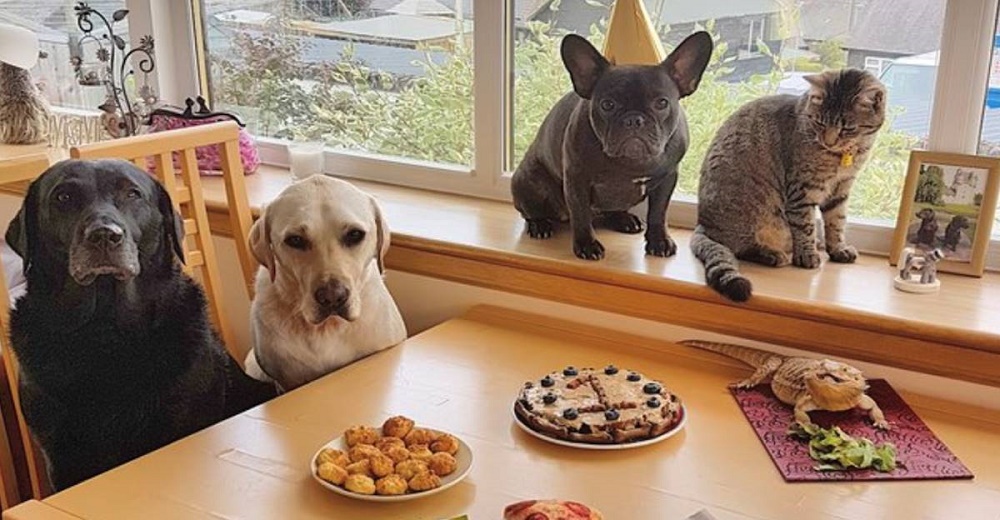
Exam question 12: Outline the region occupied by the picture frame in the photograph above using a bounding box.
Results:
[890,150,1000,277]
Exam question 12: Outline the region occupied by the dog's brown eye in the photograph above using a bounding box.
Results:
[56,192,71,203]
[126,188,142,199]
[654,98,669,110]
[343,229,366,247]
[600,99,615,111]
[284,235,309,250]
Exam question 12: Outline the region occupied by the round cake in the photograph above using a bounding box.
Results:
[514,365,683,444]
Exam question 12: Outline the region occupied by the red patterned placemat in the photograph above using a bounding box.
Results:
[730,379,973,481]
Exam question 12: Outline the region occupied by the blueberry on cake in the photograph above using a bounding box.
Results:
[515,365,683,444]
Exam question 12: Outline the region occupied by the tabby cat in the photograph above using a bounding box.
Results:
[692,68,886,302]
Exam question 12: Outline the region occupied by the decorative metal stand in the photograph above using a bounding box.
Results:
[71,2,157,138]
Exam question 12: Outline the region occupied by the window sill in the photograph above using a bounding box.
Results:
[186,165,1000,387]
[2,161,998,387]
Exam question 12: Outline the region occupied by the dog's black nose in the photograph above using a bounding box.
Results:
[86,224,125,249]
[314,282,349,310]
[624,114,646,128]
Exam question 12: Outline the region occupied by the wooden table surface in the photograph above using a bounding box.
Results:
[4,306,998,520]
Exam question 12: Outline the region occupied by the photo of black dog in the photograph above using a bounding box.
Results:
[943,215,970,251]
[914,207,938,247]
[511,32,712,260]
[5,159,276,491]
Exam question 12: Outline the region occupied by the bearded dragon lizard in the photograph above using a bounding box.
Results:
[680,340,889,430]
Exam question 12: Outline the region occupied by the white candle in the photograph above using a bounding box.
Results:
[287,141,324,180]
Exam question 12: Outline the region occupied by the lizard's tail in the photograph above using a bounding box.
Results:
[678,340,780,368]
[691,225,752,302]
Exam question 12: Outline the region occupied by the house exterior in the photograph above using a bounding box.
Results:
[527,0,783,81]
[798,0,946,77]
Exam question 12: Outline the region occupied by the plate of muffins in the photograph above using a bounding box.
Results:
[311,415,473,502]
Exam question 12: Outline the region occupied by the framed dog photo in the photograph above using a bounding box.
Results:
[890,150,1000,276]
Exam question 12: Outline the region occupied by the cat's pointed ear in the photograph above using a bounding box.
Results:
[561,34,609,100]
[803,74,827,105]
[858,83,886,112]
[663,31,713,98]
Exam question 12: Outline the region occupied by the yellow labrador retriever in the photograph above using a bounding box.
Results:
[244,175,407,391]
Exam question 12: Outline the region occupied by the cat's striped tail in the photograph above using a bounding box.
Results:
[691,225,753,302]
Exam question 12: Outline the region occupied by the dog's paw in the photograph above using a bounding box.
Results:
[525,219,554,239]
[602,212,644,234]
[793,248,822,269]
[828,244,858,263]
[573,238,605,260]
[645,235,677,257]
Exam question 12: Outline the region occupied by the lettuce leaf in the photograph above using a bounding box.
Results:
[789,424,898,472]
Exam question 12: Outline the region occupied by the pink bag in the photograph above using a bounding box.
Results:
[147,97,261,175]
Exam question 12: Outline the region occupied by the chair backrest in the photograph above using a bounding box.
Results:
[70,122,257,362]
[0,154,53,504]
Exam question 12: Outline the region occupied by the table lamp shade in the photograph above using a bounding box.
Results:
[0,23,40,70]
[602,0,666,65]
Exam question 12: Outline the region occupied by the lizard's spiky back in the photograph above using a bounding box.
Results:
[678,340,785,369]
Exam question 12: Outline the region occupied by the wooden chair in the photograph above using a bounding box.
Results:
[70,122,258,360]
[0,154,53,505]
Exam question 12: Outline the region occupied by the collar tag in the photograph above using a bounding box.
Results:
[841,153,854,167]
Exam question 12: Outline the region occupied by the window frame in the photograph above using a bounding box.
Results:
[150,0,1000,268]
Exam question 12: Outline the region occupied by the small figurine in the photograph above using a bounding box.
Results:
[894,247,944,293]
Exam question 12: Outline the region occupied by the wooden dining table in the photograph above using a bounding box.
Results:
[4,305,1000,520]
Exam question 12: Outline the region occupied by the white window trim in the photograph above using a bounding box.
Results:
[156,0,1000,269]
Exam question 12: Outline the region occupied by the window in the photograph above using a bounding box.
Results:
[62,0,1000,265]
[864,56,893,76]
[2,0,129,111]
[200,0,474,167]
[511,0,944,224]
[978,9,1000,236]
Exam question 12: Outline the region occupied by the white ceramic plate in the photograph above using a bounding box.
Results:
[311,429,473,502]
[512,403,687,450]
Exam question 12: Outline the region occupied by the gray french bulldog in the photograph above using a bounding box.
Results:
[511,32,713,260]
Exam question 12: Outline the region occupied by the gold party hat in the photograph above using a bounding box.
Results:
[602,0,666,65]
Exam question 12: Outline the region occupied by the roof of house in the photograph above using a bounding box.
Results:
[528,0,779,35]
[841,0,945,55]
[370,0,549,21]
[298,13,472,45]
[798,0,853,42]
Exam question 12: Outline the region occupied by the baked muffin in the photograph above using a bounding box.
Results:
[345,459,372,477]
[344,425,380,447]
[369,453,395,478]
[375,474,408,496]
[408,471,442,492]
[375,436,405,453]
[404,427,438,447]
[344,474,376,495]
[383,445,410,464]
[348,444,381,463]
[317,448,350,468]
[430,434,460,455]
[382,416,416,439]
[426,452,457,476]
[395,459,429,481]
[409,444,434,462]
[316,462,348,486]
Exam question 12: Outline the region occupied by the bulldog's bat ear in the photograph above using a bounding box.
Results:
[663,31,713,98]
[561,34,609,100]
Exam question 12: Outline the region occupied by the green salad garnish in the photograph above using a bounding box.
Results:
[789,424,898,472]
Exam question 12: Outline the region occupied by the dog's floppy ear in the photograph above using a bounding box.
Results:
[662,31,713,98]
[561,34,609,100]
[6,178,43,274]
[249,206,276,282]
[369,195,389,275]
[153,181,185,263]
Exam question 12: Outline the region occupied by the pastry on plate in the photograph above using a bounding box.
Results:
[515,365,683,444]
[427,452,457,476]
[316,462,348,486]
[382,416,415,439]
[344,474,376,495]
[430,434,460,455]
[375,474,408,496]
[408,471,442,492]
[503,499,603,520]
[344,425,380,447]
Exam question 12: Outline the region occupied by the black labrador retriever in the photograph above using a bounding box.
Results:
[5,159,276,491]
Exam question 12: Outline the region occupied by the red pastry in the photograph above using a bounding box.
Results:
[503,499,604,520]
